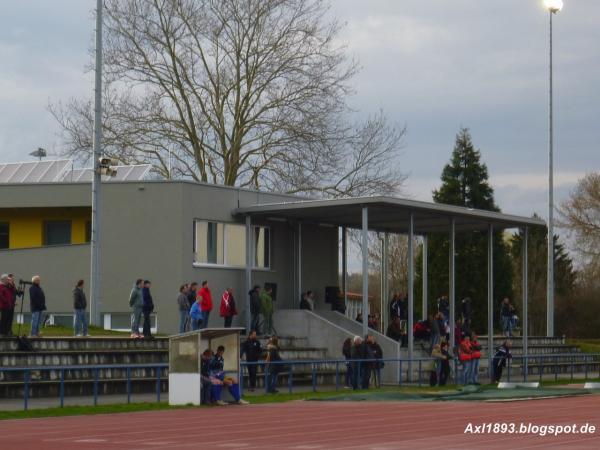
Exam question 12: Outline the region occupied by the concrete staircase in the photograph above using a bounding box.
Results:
[0,337,169,398]
[241,335,339,389]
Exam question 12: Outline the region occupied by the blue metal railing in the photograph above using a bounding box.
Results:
[1,352,599,411]
[0,363,168,411]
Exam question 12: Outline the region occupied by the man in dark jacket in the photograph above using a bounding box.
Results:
[437,295,449,324]
[367,335,383,388]
[200,349,213,404]
[0,274,14,336]
[73,279,88,337]
[461,297,473,334]
[142,280,154,338]
[386,316,403,342]
[29,275,46,337]
[241,330,262,391]
[185,282,197,332]
[249,285,261,334]
[349,336,364,390]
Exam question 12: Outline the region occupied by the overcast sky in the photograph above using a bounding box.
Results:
[0,0,598,223]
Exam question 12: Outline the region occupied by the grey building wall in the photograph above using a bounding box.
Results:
[0,181,339,335]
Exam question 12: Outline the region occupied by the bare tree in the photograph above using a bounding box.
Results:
[559,172,600,272]
[50,0,406,196]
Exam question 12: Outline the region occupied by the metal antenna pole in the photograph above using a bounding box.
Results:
[90,0,103,327]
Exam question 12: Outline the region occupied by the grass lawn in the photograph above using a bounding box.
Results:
[0,385,463,420]
[2,381,597,421]
[567,339,600,354]
[11,323,130,337]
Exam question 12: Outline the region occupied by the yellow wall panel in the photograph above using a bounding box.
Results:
[0,207,90,249]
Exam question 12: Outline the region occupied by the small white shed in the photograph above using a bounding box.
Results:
[168,328,244,405]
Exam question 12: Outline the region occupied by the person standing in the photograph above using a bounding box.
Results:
[29,275,46,337]
[177,284,190,333]
[368,335,383,388]
[470,333,482,385]
[260,285,274,336]
[73,279,88,337]
[265,336,282,394]
[129,279,144,338]
[198,281,213,329]
[389,293,400,319]
[5,274,18,336]
[461,297,472,334]
[342,337,353,388]
[249,285,261,334]
[219,287,237,328]
[386,316,403,342]
[492,340,512,383]
[0,274,14,337]
[190,296,204,331]
[430,312,443,351]
[186,282,198,331]
[142,280,155,339]
[458,335,473,385]
[500,298,513,337]
[349,336,363,390]
[437,294,449,325]
[240,330,262,391]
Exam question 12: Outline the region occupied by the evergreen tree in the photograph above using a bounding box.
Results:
[511,222,575,336]
[415,128,513,333]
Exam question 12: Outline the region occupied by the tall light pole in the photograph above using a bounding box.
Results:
[544,0,562,337]
[90,0,104,327]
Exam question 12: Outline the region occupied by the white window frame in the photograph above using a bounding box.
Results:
[192,220,272,271]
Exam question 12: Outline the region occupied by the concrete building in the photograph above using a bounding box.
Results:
[0,178,338,333]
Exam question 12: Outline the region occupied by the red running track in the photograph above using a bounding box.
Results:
[1,396,599,449]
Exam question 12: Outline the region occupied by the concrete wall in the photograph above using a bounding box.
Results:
[0,243,90,313]
[274,309,400,384]
[0,181,339,335]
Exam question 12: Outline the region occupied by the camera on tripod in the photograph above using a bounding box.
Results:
[16,278,31,298]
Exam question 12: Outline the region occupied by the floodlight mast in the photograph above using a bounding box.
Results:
[90,0,103,327]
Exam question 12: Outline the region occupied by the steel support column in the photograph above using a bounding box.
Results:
[383,232,389,332]
[407,213,415,381]
[449,218,456,354]
[298,223,302,304]
[523,226,529,381]
[361,207,369,338]
[245,215,252,332]
[487,224,494,380]
[422,235,428,320]
[342,226,348,316]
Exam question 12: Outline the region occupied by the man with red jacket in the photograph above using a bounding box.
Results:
[0,274,15,336]
[198,281,213,329]
[219,287,237,328]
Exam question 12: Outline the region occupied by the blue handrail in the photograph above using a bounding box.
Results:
[1,353,599,411]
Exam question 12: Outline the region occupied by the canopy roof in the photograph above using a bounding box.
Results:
[235,196,545,234]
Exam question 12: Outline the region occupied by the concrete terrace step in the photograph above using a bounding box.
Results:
[477,336,566,347]
[0,349,167,368]
[0,336,170,352]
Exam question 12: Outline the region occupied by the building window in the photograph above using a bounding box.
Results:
[85,221,91,243]
[225,223,246,266]
[0,223,8,249]
[44,221,72,246]
[194,221,224,264]
[193,220,269,269]
[254,226,270,269]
